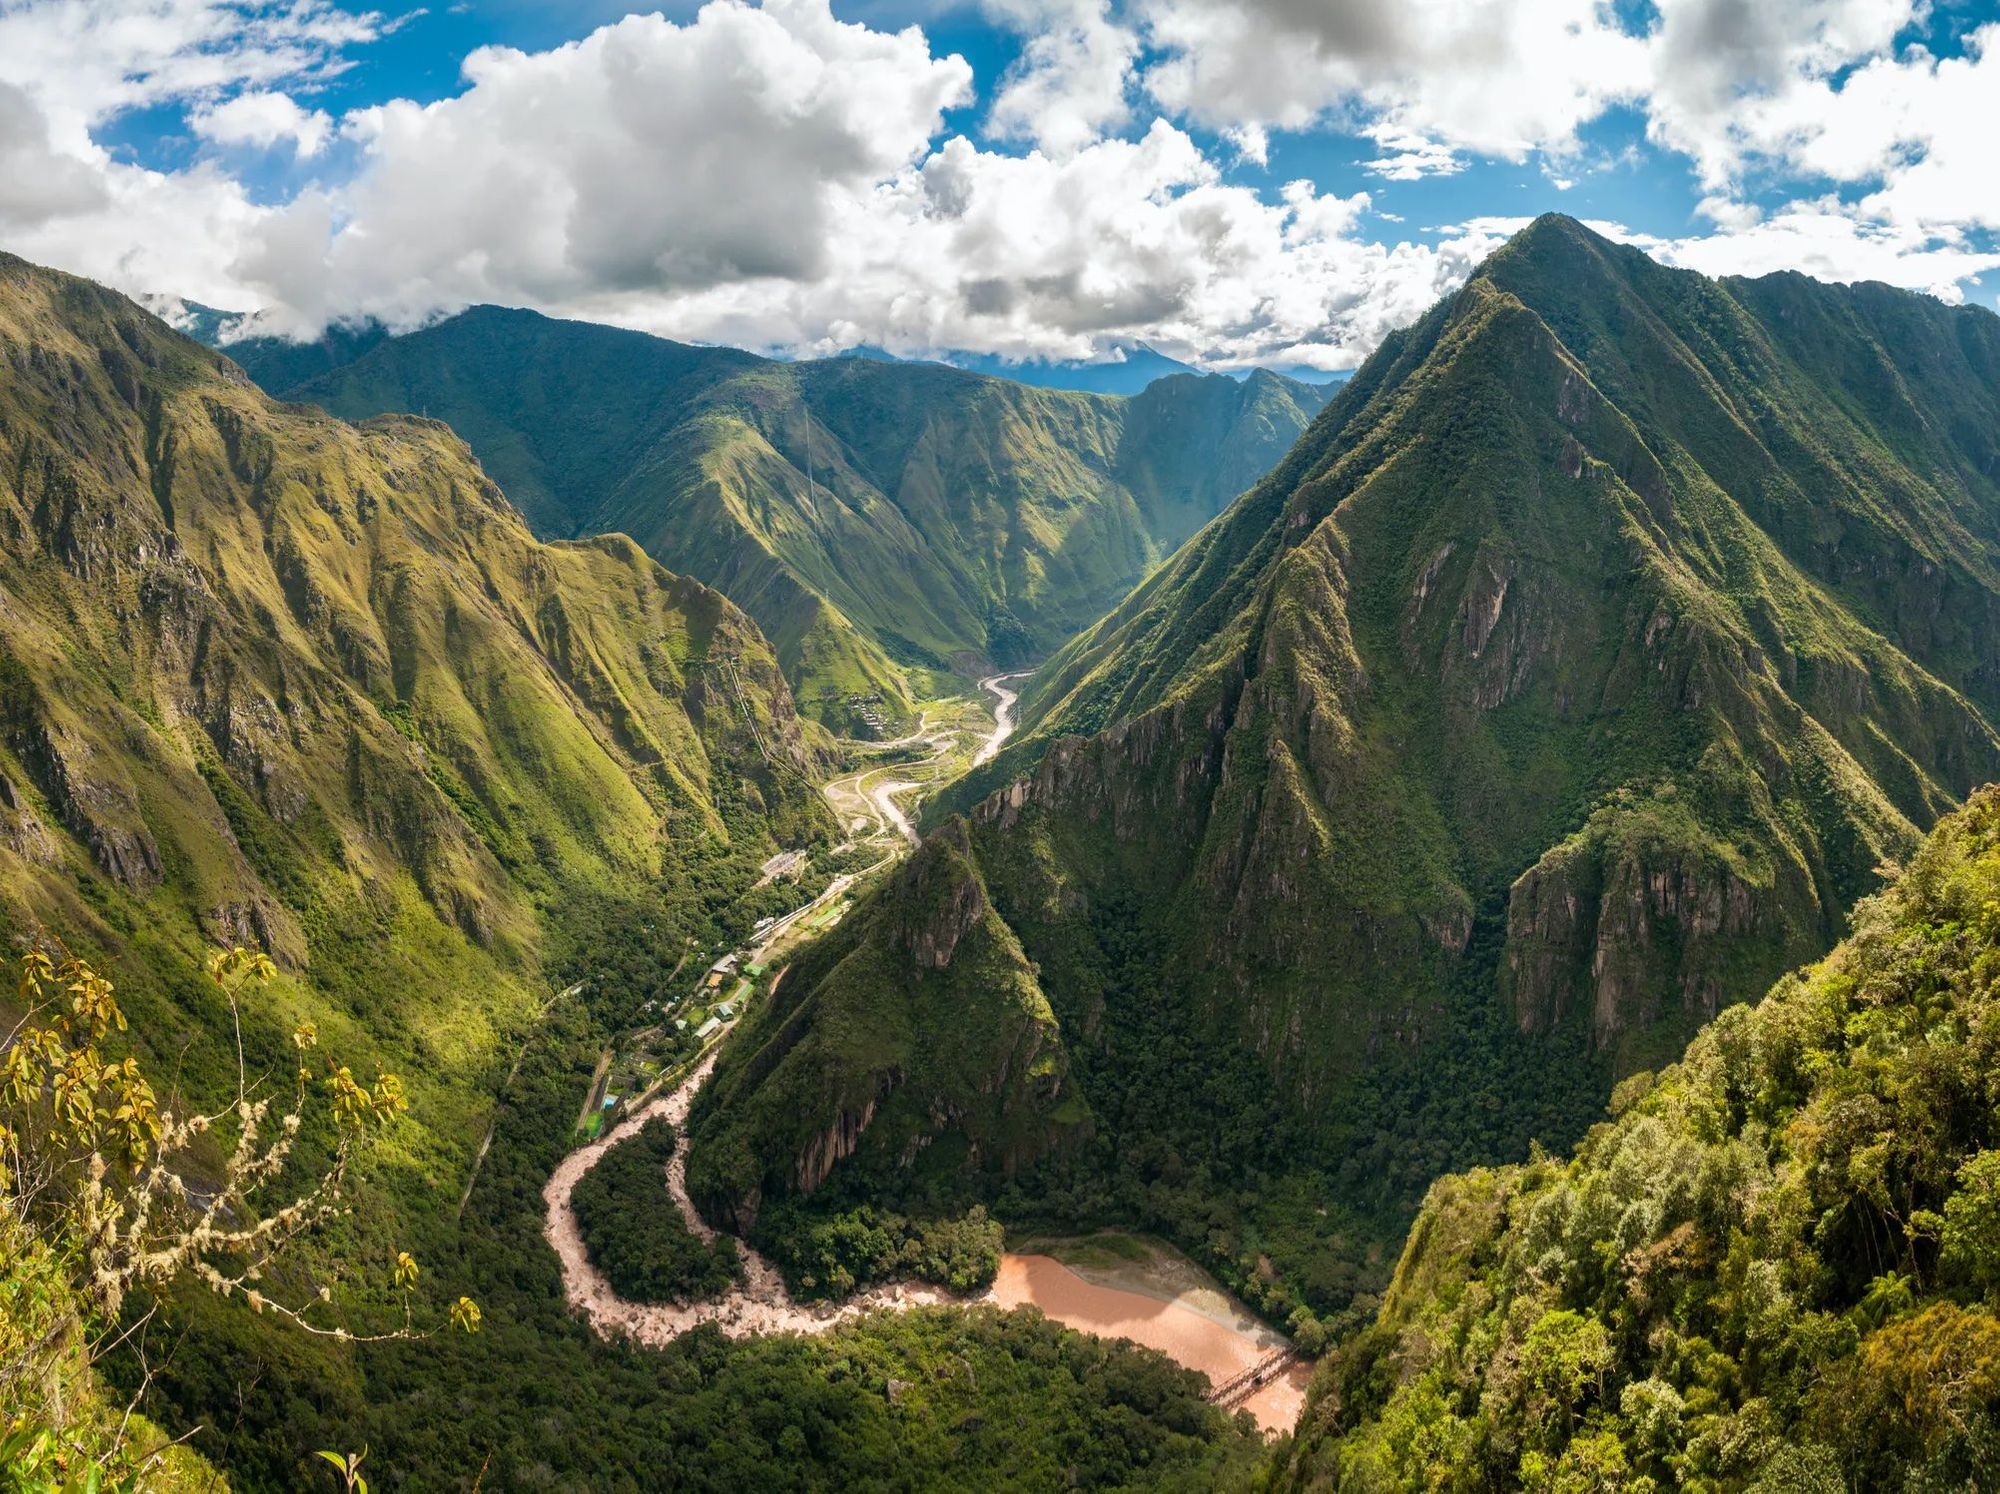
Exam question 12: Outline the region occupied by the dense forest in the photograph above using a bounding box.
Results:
[1280,788,2000,1490]
[573,1115,743,1304]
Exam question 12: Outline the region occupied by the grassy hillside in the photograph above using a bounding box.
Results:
[0,252,1269,1488]
[1279,786,2000,1490]
[693,216,2000,1336]
[253,308,1329,730]
[0,246,828,1151]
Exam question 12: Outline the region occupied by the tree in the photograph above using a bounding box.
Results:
[1,944,479,1487]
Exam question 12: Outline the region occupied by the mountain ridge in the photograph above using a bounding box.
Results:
[213,305,1332,730]
[1280,785,2000,1488]
[688,214,2000,1330]
[0,240,829,1287]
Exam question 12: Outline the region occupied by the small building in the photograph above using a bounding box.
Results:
[714,1000,738,1021]
[707,953,740,976]
[696,1016,723,1041]
[704,972,724,990]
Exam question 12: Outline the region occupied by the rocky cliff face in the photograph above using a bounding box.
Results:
[686,820,1086,1229]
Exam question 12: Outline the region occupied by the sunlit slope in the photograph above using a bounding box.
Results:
[0,248,825,1213]
[271,308,1329,729]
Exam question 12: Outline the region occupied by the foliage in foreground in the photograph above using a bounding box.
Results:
[1,947,475,1491]
[571,1115,740,1305]
[1281,787,2000,1491]
[125,985,1262,1490]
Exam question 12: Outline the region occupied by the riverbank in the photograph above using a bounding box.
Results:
[991,1240,1312,1435]
[543,1052,1309,1435]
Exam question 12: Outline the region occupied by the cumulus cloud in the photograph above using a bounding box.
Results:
[983,0,1136,156]
[2,0,1996,377]
[0,0,378,140]
[237,0,973,333]
[1642,0,1919,187]
[0,2,375,307]
[1138,0,1651,168]
[0,82,107,226]
[1657,200,2000,300]
[192,89,334,155]
[215,0,1497,368]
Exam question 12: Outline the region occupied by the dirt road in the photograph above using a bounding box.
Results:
[542,1047,961,1344]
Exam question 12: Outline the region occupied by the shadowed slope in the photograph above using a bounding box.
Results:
[691,217,2000,1326]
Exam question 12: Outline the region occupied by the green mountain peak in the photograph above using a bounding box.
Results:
[691,221,2000,1340]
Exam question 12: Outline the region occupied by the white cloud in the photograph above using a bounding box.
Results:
[0,81,107,225]
[1641,0,1919,188]
[1361,130,1464,181]
[3,0,1997,378]
[192,89,334,155]
[1654,200,2000,301]
[214,0,1500,370]
[983,0,1136,156]
[1138,0,1651,165]
[0,2,376,309]
[0,0,378,143]
[237,0,973,333]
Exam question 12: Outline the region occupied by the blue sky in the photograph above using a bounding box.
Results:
[3,0,1999,370]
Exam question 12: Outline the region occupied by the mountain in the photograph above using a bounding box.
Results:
[939,343,1208,395]
[687,215,2000,1327]
[0,253,1269,1488]
[1279,787,2000,1490]
[148,300,396,392]
[0,241,827,1341]
[224,307,1331,731]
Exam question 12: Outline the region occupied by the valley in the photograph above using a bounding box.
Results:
[546,1042,1311,1434]
[541,664,1319,1432]
[213,310,1332,734]
[7,204,2000,1493]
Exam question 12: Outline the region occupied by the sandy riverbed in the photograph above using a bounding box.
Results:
[989,1253,1312,1435]
[543,1053,1311,1433]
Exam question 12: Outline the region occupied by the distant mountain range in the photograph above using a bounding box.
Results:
[687,214,2000,1342]
[838,340,1349,395]
[151,294,1346,399]
[199,305,1333,732]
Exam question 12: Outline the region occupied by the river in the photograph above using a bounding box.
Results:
[973,671,1031,766]
[542,662,1312,1436]
[543,1044,1310,1437]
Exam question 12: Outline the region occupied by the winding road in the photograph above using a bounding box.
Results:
[542,1043,963,1344]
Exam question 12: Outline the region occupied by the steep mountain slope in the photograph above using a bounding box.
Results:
[244,308,1329,730]
[688,820,1089,1238]
[0,245,827,1255]
[1280,787,2000,1490]
[690,216,2000,1321]
[0,253,1275,1490]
